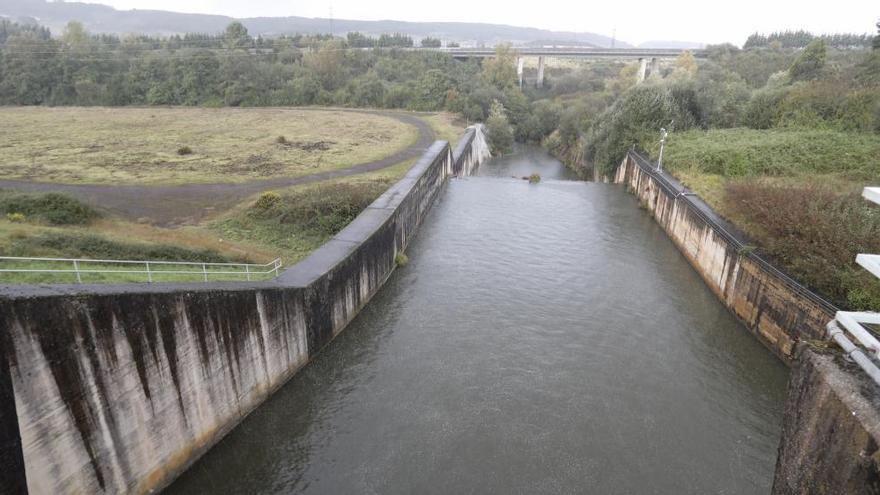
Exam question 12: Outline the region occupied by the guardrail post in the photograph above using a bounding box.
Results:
[202,263,208,282]
[146,261,152,283]
[274,260,281,276]
[73,260,82,284]
[245,264,251,281]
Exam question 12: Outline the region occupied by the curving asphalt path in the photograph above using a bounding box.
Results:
[0,110,435,227]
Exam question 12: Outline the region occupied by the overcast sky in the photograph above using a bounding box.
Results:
[90,0,878,46]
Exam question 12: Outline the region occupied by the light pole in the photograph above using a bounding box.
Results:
[656,126,669,173]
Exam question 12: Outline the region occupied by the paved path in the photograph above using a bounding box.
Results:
[0,111,435,227]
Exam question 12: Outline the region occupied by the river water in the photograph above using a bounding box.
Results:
[168,144,788,494]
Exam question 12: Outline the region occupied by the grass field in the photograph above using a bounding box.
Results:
[0,108,463,284]
[0,107,420,185]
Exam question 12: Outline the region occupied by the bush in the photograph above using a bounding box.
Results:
[724,181,880,310]
[254,191,281,210]
[744,87,789,129]
[276,135,289,145]
[0,191,98,225]
[528,173,541,183]
[177,146,193,155]
[486,100,514,154]
[6,212,25,223]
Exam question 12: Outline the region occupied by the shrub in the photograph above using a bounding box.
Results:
[528,173,541,183]
[254,191,281,210]
[486,100,514,154]
[744,87,789,129]
[724,181,880,310]
[395,252,409,266]
[0,191,97,225]
[276,135,289,145]
[177,146,193,155]
[6,212,25,223]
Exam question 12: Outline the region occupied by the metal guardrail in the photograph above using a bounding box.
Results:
[0,256,282,283]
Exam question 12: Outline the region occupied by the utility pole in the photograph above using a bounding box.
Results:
[329,3,334,36]
[656,126,669,172]
[611,28,616,49]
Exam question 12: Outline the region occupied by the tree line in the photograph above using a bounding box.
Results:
[744,30,873,49]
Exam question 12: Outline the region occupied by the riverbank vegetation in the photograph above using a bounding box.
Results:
[546,28,880,311]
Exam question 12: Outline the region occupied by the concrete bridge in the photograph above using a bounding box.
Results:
[441,48,706,88]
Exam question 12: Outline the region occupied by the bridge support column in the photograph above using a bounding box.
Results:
[636,57,648,83]
[517,57,524,88]
[650,57,660,78]
[536,56,545,89]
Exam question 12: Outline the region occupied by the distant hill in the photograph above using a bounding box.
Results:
[1,0,630,47]
[638,40,706,49]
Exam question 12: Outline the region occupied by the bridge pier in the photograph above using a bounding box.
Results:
[650,57,660,78]
[517,57,524,88]
[536,56,545,89]
[636,57,648,83]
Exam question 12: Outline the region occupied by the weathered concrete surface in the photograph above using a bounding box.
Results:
[615,152,834,363]
[773,345,880,495]
[0,127,489,494]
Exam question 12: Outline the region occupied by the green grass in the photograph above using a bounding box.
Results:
[651,128,880,181]
[0,107,419,185]
[0,229,277,284]
[212,160,413,264]
[642,127,880,311]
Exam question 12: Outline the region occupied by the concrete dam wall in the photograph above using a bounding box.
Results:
[616,151,880,494]
[0,126,490,495]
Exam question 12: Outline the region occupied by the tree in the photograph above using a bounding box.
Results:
[346,32,375,48]
[486,100,513,154]
[874,20,880,50]
[420,37,441,48]
[789,39,826,81]
[481,43,518,90]
[224,22,250,50]
[671,51,698,80]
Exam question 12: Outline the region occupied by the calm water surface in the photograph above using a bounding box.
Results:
[169,144,788,494]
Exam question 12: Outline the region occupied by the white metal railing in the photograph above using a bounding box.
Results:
[827,186,880,385]
[0,256,282,283]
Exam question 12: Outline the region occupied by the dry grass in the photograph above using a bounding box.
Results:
[0,107,419,185]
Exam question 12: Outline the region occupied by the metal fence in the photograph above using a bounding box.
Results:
[0,256,282,284]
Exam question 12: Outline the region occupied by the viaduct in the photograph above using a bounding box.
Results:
[443,47,708,88]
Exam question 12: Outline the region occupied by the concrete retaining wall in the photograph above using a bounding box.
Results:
[773,345,880,494]
[615,152,835,363]
[0,126,489,494]
[616,151,880,494]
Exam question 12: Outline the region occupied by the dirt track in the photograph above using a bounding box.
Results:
[0,111,436,227]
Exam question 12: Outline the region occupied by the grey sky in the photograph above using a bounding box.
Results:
[91,0,877,46]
